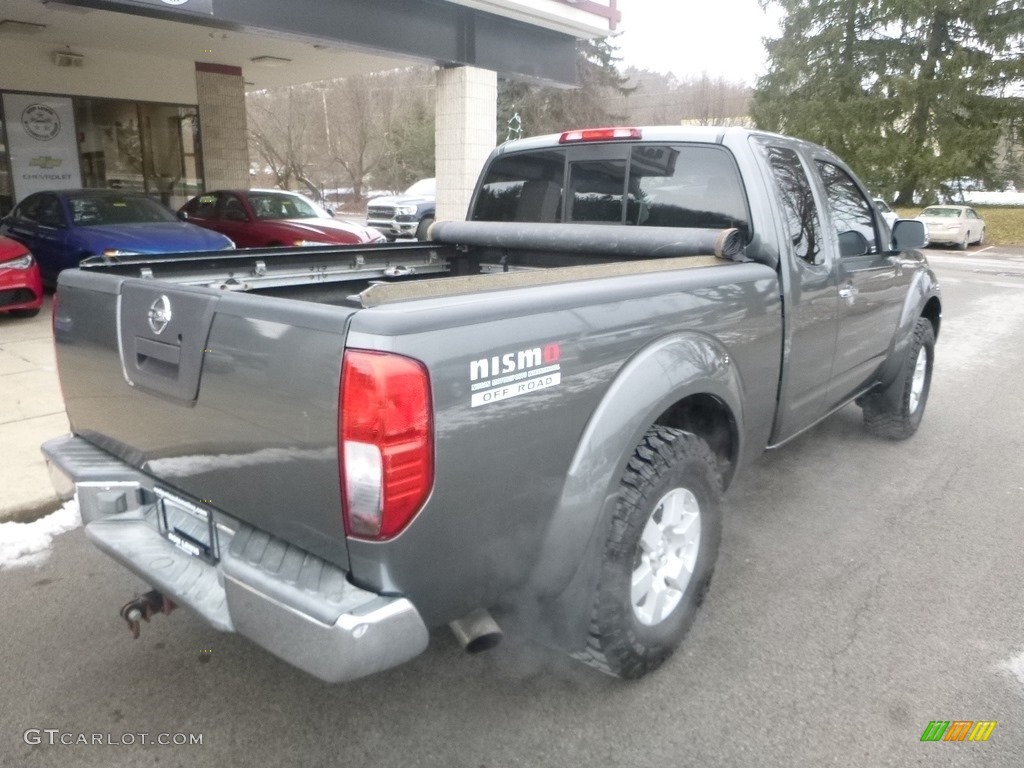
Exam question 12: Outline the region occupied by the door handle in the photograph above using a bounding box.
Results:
[839,285,857,301]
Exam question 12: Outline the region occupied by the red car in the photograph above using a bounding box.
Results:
[179,189,385,248]
[0,235,43,318]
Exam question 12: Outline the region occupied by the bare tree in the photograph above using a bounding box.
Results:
[247,86,325,198]
[613,69,752,127]
[247,68,436,207]
[325,68,435,201]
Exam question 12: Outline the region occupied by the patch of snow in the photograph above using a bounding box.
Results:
[147,447,332,477]
[964,191,1024,206]
[0,500,81,571]
[1001,649,1024,693]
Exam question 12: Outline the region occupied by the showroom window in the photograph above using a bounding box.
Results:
[0,93,204,215]
[75,98,204,210]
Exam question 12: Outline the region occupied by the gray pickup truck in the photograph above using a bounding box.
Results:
[44,126,939,683]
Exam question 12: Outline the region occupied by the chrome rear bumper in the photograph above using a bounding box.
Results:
[42,435,429,683]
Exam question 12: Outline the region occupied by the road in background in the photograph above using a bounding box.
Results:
[1,248,1022,767]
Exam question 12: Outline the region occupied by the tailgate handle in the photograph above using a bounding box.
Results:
[135,336,181,379]
[119,282,219,404]
[136,337,181,365]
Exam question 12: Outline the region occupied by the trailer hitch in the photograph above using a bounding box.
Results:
[119,590,176,639]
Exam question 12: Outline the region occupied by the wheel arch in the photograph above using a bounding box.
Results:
[921,294,941,340]
[523,333,742,648]
[876,270,942,390]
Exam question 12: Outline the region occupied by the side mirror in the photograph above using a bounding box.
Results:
[177,210,189,221]
[838,230,870,258]
[325,207,335,217]
[891,219,927,250]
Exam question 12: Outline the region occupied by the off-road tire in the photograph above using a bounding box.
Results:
[415,216,435,241]
[574,426,723,679]
[862,317,935,440]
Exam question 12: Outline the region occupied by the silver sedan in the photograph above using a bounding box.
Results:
[917,205,985,249]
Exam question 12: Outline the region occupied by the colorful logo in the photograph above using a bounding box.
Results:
[920,721,997,742]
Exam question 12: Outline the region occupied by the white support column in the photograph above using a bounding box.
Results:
[435,66,497,223]
[194,63,250,190]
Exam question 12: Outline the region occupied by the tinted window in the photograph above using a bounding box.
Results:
[814,161,879,255]
[568,158,627,223]
[473,143,750,239]
[472,150,565,223]
[186,194,219,218]
[762,145,821,264]
[221,194,248,221]
[13,195,44,223]
[630,145,750,239]
[36,196,65,228]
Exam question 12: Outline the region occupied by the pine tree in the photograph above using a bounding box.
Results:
[753,0,1024,203]
[497,36,633,141]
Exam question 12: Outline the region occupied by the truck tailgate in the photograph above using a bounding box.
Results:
[54,268,356,568]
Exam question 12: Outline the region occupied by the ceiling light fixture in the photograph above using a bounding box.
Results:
[0,19,48,35]
[250,55,292,67]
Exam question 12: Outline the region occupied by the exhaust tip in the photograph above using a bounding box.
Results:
[449,608,502,654]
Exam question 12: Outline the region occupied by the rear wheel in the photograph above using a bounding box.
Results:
[862,317,935,440]
[957,232,969,250]
[575,427,723,679]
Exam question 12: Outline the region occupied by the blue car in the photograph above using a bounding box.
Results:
[0,189,234,286]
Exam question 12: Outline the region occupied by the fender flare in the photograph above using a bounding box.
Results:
[528,331,745,603]
[876,266,942,394]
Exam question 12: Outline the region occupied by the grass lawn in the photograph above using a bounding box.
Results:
[895,205,1024,246]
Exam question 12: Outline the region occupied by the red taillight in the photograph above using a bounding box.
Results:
[340,350,433,540]
[558,127,642,144]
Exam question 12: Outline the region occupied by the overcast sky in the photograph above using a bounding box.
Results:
[612,0,784,85]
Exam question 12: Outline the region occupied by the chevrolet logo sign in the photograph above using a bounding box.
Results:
[28,156,63,170]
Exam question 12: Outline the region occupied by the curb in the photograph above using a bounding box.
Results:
[0,495,63,525]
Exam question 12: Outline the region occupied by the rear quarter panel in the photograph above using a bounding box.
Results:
[344,262,782,626]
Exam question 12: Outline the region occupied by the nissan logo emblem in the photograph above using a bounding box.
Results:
[148,295,172,335]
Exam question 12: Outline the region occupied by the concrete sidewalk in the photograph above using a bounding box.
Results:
[0,296,68,522]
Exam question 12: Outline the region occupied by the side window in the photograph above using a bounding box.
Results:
[472,150,565,223]
[761,145,821,264]
[36,196,65,228]
[188,195,218,219]
[814,161,879,255]
[629,145,751,240]
[13,195,44,223]
[220,194,248,221]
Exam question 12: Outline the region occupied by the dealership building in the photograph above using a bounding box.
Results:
[0,0,617,220]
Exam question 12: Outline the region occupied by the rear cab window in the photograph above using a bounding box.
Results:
[473,143,751,241]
